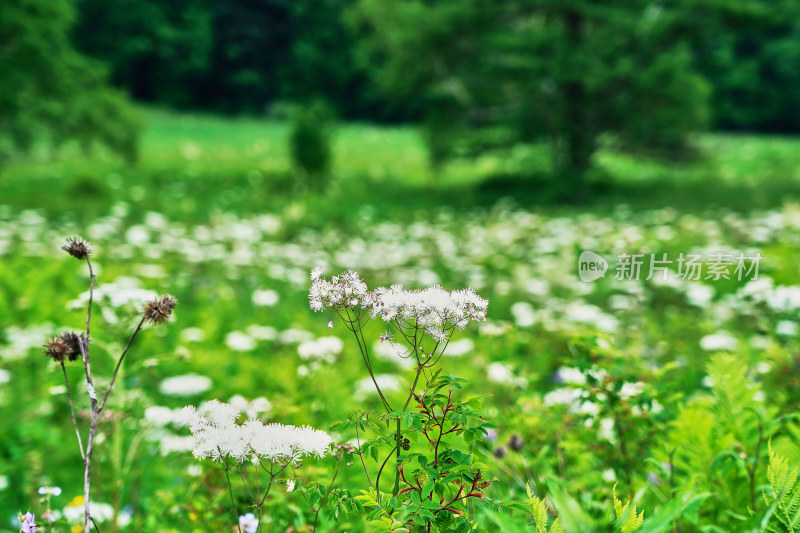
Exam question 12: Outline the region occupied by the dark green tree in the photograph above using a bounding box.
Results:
[72,0,212,108]
[352,0,711,200]
[280,0,415,121]
[679,0,800,132]
[0,0,140,163]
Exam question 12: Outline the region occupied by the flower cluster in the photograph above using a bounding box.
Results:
[178,400,332,463]
[308,269,369,312]
[370,283,489,329]
[308,269,489,337]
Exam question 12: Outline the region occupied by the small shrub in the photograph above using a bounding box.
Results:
[289,101,334,190]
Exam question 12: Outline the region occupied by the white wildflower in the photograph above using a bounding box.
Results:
[487,362,527,387]
[144,406,178,427]
[544,387,583,408]
[180,327,206,343]
[776,320,798,336]
[443,338,474,357]
[159,374,212,396]
[226,331,256,351]
[619,382,646,399]
[297,336,343,363]
[180,401,331,463]
[555,367,586,385]
[239,513,259,533]
[252,289,279,307]
[700,331,738,351]
[355,374,401,397]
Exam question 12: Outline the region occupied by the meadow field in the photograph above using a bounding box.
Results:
[1,109,800,532]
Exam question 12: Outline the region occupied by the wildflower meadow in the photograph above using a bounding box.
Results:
[1,111,800,532]
[4,2,800,525]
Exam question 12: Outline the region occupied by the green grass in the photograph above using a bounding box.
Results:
[4,107,800,228]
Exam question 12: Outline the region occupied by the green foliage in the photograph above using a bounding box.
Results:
[72,0,212,108]
[0,0,140,164]
[765,444,800,532]
[290,102,334,189]
[613,486,644,533]
[526,484,564,533]
[684,0,800,132]
[352,0,711,198]
[527,482,708,533]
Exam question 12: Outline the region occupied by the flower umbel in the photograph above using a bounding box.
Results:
[178,400,332,462]
[308,268,489,331]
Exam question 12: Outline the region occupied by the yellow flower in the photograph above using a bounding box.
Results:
[67,495,85,508]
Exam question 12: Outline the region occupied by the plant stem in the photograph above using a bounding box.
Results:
[394,418,401,496]
[314,453,344,532]
[354,413,372,487]
[99,317,145,412]
[61,362,85,461]
[222,458,240,530]
[80,257,97,533]
[375,444,399,493]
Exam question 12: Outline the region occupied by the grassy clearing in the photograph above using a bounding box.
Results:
[3,108,800,227]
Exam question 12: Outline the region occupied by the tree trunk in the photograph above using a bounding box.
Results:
[561,9,594,203]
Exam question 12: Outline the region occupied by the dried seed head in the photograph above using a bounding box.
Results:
[508,434,524,452]
[143,295,177,324]
[61,237,91,260]
[44,331,85,363]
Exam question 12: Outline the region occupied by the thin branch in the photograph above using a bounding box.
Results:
[99,317,146,412]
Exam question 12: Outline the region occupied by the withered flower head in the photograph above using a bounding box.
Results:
[143,295,177,324]
[61,237,91,260]
[44,331,86,363]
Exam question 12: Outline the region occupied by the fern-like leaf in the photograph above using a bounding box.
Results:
[614,485,644,532]
[527,483,559,533]
[766,444,800,533]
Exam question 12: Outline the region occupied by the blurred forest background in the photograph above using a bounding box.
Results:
[3,0,800,203]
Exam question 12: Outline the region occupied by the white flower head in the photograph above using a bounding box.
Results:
[180,400,332,463]
[307,270,488,334]
[160,374,212,396]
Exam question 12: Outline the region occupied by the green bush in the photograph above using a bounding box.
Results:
[289,102,333,190]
